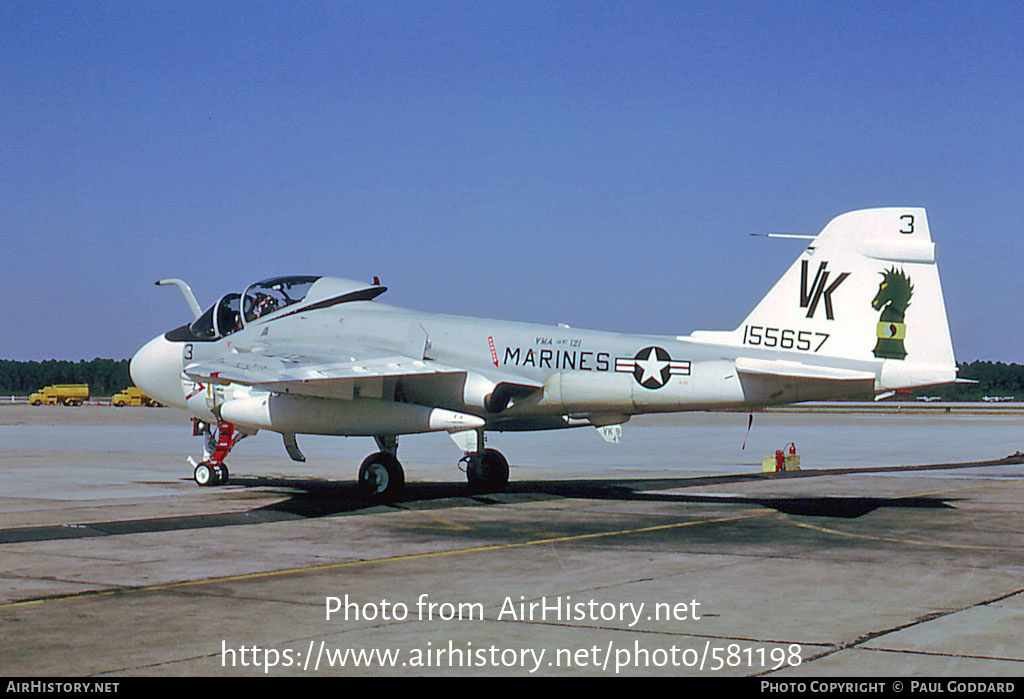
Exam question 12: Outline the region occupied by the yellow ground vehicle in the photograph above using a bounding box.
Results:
[111,386,161,407]
[29,384,90,406]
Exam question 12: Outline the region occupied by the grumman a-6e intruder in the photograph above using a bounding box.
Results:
[131,208,957,500]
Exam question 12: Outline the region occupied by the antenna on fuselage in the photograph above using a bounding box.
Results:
[749,233,817,240]
[750,232,818,252]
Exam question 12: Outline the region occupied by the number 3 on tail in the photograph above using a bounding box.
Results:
[900,215,914,234]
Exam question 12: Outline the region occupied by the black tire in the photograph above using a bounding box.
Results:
[467,448,509,493]
[211,464,229,486]
[194,462,215,487]
[358,452,405,501]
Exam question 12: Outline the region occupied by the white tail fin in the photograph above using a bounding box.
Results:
[692,208,956,390]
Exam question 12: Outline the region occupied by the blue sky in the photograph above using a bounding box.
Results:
[2,1,1022,362]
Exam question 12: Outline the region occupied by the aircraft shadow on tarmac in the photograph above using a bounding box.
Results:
[241,471,956,521]
[242,455,1021,522]
[9,460,1018,546]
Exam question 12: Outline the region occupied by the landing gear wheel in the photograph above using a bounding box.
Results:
[358,452,405,501]
[212,464,229,485]
[466,448,509,493]
[194,462,215,487]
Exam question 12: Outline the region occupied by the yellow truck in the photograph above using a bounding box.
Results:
[111,386,161,407]
[29,384,90,406]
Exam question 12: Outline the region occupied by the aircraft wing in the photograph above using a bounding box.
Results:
[182,342,541,402]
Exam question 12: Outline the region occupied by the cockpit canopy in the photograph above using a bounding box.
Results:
[186,275,321,341]
[242,276,321,324]
[167,275,386,343]
[185,292,243,341]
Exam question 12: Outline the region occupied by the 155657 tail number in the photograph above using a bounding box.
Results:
[742,325,829,352]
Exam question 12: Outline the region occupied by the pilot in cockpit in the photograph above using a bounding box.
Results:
[254,293,279,319]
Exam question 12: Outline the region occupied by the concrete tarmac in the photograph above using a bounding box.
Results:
[1,405,1023,677]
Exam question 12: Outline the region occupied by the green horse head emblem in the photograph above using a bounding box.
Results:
[871,267,913,359]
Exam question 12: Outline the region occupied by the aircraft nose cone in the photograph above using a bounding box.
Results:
[130,335,185,409]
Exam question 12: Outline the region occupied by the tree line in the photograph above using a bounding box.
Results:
[910,360,1024,400]
[0,359,131,397]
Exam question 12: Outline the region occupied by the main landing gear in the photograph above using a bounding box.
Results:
[182,423,510,498]
[461,449,509,494]
[358,436,405,502]
[458,428,509,494]
[356,431,509,502]
[189,419,246,487]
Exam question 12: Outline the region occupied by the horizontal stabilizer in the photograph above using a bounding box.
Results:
[735,357,876,405]
[735,357,875,382]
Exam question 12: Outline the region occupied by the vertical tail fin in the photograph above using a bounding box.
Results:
[695,208,956,389]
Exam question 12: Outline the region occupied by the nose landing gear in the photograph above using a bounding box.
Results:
[192,461,229,487]
[189,419,244,486]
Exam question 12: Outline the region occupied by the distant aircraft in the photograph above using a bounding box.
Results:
[131,207,956,499]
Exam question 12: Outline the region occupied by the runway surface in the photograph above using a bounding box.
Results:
[1,405,1022,676]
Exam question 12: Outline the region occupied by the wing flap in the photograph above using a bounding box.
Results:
[184,347,467,400]
[183,338,543,402]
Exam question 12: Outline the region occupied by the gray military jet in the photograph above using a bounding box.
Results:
[131,207,956,500]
